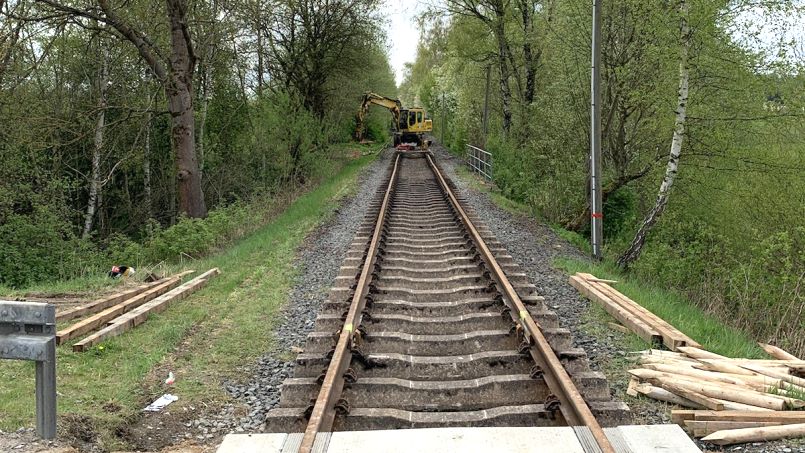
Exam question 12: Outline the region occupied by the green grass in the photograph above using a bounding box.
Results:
[555,257,765,359]
[0,152,375,447]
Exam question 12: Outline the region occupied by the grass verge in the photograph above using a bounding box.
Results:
[0,150,376,449]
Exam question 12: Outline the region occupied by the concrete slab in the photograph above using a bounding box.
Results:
[326,426,584,453]
[617,424,700,453]
[216,425,701,453]
[216,432,287,453]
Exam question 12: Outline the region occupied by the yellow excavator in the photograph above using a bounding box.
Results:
[355,92,433,148]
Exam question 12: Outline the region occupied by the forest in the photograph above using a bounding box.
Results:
[0,0,396,287]
[1,0,803,356]
[400,0,804,353]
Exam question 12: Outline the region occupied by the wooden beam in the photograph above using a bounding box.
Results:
[701,423,805,445]
[633,382,705,409]
[569,275,662,344]
[579,273,700,350]
[56,281,163,323]
[72,269,219,352]
[684,420,782,437]
[759,343,800,361]
[630,369,787,410]
[56,276,185,345]
[682,410,805,423]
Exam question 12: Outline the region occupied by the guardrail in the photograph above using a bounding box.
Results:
[0,301,57,439]
[466,144,492,181]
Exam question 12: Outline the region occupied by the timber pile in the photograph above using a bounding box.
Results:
[569,272,700,350]
[73,268,219,352]
[56,270,195,345]
[55,269,219,351]
[630,347,805,445]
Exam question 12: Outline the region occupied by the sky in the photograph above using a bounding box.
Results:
[383,0,429,86]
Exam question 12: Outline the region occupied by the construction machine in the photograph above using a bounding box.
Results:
[355,92,433,148]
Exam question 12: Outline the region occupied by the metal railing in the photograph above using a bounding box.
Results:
[466,144,493,181]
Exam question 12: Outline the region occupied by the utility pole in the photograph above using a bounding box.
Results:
[482,65,491,146]
[441,93,446,144]
[590,0,603,260]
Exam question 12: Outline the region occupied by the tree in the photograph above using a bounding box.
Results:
[616,0,691,268]
[35,0,208,218]
[445,0,514,135]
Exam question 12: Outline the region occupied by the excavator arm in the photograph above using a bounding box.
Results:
[355,92,402,141]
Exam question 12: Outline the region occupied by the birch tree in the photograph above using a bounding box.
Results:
[82,41,109,238]
[616,0,691,268]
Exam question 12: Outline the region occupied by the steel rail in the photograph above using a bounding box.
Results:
[297,153,401,453]
[425,154,616,453]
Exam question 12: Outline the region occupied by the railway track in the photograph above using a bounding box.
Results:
[265,151,629,451]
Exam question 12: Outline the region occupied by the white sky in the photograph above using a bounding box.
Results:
[383,0,428,86]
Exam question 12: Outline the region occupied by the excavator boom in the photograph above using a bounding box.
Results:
[354,92,432,148]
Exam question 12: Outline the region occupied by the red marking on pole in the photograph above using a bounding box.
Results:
[591,212,603,219]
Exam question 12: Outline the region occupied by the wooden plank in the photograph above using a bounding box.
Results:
[580,273,700,350]
[701,423,805,446]
[671,410,697,425]
[655,381,724,411]
[713,399,776,412]
[56,276,184,345]
[677,346,728,360]
[741,364,805,398]
[569,275,662,344]
[72,269,219,352]
[633,382,705,409]
[684,420,782,437]
[630,369,787,410]
[759,343,800,361]
[688,411,805,423]
[56,281,163,323]
[642,363,763,388]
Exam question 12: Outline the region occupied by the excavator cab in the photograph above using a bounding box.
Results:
[356,92,432,149]
[397,108,433,147]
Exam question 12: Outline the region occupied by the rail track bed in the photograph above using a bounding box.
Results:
[265,151,628,450]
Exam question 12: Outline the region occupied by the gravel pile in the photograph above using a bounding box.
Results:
[192,150,391,437]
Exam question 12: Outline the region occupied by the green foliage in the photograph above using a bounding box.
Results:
[403,0,805,354]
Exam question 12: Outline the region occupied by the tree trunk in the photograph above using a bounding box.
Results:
[256,9,264,97]
[198,64,209,179]
[166,0,207,218]
[493,21,513,135]
[518,0,536,105]
[82,45,109,239]
[143,91,152,218]
[617,0,690,269]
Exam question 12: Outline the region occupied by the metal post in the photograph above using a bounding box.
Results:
[590,0,603,260]
[482,65,491,145]
[0,301,57,439]
[35,338,57,439]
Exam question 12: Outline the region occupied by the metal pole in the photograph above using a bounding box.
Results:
[35,338,57,439]
[441,93,446,144]
[482,65,491,145]
[590,0,603,260]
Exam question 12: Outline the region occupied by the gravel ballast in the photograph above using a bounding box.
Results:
[192,150,392,437]
[196,145,803,453]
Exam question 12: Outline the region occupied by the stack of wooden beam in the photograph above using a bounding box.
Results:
[569,272,700,351]
[55,269,219,352]
[629,346,805,445]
